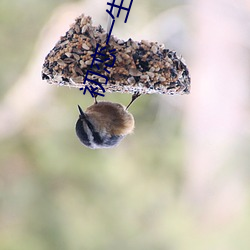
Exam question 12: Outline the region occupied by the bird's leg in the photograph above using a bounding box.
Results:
[94,94,98,104]
[126,91,141,110]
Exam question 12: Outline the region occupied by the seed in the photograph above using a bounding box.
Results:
[59,40,69,47]
[74,66,83,75]
[57,59,67,66]
[100,33,107,43]
[151,45,158,54]
[132,41,139,50]
[125,48,132,53]
[75,25,80,34]
[88,29,95,39]
[85,60,92,65]
[129,68,142,77]
[116,54,123,62]
[122,53,130,60]
[141,40,150,47]
[63,58,75,64]
[82,43,90,50]
[65,52,72,57]
[159,44,165,49]
[72,76,84,83]
[128,77,135,84]
[81,26,88,33]
[90,38,96,48]
[80,60,84,66]
[99,77,107,83]
[80,17,87,26]
[140,75,149,81]
[91,75,98,80]
[73,53,80,61]
[118,39,125,45]
[147,72,154,78]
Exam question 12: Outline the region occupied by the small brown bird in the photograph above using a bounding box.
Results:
[75,93,140,149]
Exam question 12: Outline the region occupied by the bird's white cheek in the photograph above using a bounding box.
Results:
[82,122,95,146]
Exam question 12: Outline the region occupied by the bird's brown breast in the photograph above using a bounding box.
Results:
[86,102,134,136]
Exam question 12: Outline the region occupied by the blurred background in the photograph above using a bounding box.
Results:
[1,0,250,249]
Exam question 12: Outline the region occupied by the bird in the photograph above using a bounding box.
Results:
[75,93,140,149]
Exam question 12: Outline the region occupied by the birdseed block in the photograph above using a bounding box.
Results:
[42,14,190,95]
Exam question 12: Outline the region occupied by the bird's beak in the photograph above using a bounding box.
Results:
[77,105,86,119]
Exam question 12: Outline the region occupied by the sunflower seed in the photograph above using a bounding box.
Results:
[82,43,90,50]
[129,68,142,77]
[151,45,158,54]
